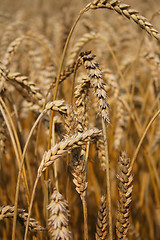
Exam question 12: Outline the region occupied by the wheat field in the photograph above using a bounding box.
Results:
[0,0,160,239]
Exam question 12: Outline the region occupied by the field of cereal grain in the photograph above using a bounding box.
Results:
[0,0,160,239]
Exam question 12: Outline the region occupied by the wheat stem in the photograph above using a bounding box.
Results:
[24,176,40,240]
[12,110,47,240]
[47,2,91,154]
[0,97,30,203]
[102,119,113,240]
[48,11,85,151]
[131,109,160,167]
[82,197,88,240]
[82,142,90,240]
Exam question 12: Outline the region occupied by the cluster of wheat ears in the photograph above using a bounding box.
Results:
[0,0,160,239]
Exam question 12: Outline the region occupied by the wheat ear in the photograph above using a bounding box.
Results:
[114,92,129,151]
[116,152,133,239]
[70,147,89,240]
[38,128,101,177]
[95,195,108,240]
[88,0,160,41]
[74,75,90,130]
[47,188,72,240]
[68,32,97,65]
[0,205,45,232]
[72,75,91,240]
[80,51,110,124]
[0,65,44,108]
